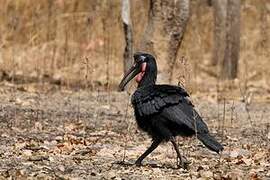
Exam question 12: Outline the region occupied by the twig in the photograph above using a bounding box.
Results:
[93,90,100,129]
[238,82,254,129]
[177,56,191,93]
[11,47,17,128]
[193,110,198,140]
[121,92,131,162]
[221,98,226,142]
[230,100,235,127]
[83,57,90,90]
[216,79,221,131]
[193,109,198,160]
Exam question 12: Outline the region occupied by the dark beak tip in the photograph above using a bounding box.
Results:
[118,64,139,92]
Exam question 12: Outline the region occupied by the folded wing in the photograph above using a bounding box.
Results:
[132,85,223,153]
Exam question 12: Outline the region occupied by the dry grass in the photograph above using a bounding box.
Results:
[0,85,269,179]
[0,0,269,100]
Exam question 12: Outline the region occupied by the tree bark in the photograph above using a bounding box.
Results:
[212,0,227,66]
[122,0,133,74]
[166,0,190,82]
[213,0,241,79]
[140,0,190,83]
[139,0,155,53]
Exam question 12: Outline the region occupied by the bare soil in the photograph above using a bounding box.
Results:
[0,83,269,179]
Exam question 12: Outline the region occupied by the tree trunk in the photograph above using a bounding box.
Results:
[213,0,241,79]
[122,0,133,74]
[140,0,190,83]
[139,0,155,53]
[166,0,190,82]
[212,0,227,66]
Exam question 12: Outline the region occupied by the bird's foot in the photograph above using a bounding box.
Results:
[176,156,190,169]
[135,160,142,167]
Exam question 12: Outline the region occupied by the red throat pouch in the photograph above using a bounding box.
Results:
[136,63,147,83]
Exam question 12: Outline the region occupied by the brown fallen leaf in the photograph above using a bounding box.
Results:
[250,172,260,180]
[199,170,213,178]
[28,155,49,161]
[242,157,252,166]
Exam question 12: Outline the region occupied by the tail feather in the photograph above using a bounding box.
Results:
[197,133,224,153]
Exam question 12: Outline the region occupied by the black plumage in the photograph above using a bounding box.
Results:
[119,52,223,168]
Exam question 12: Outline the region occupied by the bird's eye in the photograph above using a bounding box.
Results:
[140,56,146,62]
[134,53,146,63]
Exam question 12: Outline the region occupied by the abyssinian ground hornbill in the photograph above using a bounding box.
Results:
[119,52,223,168]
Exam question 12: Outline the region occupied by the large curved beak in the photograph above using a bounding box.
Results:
[118,63,140,91]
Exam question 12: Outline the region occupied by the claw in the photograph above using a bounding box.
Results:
[176,156,190,169]
[135,160,142,166]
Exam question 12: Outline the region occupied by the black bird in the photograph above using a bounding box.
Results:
[119,52,223,168]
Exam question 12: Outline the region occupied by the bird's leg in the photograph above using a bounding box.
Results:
[135,139,162,166]
[170,138,189,169]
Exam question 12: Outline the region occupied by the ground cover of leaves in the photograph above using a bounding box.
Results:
[0,84,269,179]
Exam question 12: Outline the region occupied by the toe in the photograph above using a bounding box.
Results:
[135,160,142,166]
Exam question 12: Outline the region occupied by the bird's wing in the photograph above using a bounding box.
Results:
[131,85,189,116]
[161,104,209,134]
[131,85,208,133]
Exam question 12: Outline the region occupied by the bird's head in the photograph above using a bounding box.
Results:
[119,52,156,91]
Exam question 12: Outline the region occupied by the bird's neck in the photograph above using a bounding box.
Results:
[137,65,157,88]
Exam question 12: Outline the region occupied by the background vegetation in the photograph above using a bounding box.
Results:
[0,0,269,101]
